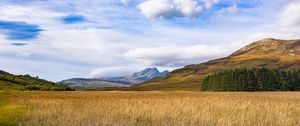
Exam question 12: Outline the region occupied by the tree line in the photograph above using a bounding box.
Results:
[202,68,300,91]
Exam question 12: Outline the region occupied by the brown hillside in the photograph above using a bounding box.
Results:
[125,38,300,91]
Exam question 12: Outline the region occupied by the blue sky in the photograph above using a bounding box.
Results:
[0,0,299,81]
[0,21,41,40]
[62,15,86,24]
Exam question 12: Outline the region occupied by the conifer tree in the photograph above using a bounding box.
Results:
[201,68,300,91]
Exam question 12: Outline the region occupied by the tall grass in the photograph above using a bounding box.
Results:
[3,91,300,126]
[0,92,25,126]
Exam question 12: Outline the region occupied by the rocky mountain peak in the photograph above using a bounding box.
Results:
[128,68,168,82]
[139,67,159,73]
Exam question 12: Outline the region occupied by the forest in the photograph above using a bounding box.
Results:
[202,68,300,91]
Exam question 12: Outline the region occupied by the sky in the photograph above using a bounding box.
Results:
[0,0,300,81]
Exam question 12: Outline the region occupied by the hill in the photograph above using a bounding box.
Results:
[127,38,300,91]
[0,70,72,91]
[60,68,168,90]
[0,70,9,74]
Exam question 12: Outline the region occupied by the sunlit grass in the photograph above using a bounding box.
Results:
[2,91,300,126]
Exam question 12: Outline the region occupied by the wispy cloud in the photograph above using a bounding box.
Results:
[279,1,300,27]
[124,45,229,67]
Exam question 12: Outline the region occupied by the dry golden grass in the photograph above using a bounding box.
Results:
[3,91,300,126]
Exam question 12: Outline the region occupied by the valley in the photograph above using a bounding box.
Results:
[1,1,300,126]
[1,38,300,126]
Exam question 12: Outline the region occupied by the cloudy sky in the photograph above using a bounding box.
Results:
[0,0,300,81]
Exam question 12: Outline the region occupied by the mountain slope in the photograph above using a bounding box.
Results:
[60,78,132,90]
[0,70,72,91]
[109,68,169,84]
[128,38,300,91]
[60,68,168,90]
[0,70,9,75]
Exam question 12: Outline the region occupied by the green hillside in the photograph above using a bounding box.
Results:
[0,80,24,91]
[0,71,72,91]
[128,38,300,91]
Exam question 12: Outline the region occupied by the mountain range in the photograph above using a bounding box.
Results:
[59,68,168,89]
[125,38,300,91]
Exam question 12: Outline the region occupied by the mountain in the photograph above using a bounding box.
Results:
[59,78,131,90]
[60,68,168,90]
[127,38,300,91]
[109,68,169,84]
[0,70,72,91]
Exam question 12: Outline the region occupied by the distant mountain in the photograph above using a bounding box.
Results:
[60,68,168,90]
[0,70,72,91]
[127,38,300,91]
[109,68,169,84]
[59,78,131,90]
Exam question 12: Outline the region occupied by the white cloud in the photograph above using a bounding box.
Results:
[216,4,238,15]
[138,0,175,19]
[19,28,132,65]
[89,66,143,78]
[228,4,238,14]
[203,0,219,9]
[175,0,204,16]
[124,44,229,67]
[138,0,220,19]
[280,1,300,27]
[0,5,64,27]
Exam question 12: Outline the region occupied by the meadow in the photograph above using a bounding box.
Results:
[1,91,300,126]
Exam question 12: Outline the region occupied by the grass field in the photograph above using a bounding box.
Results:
[1,91,300,126]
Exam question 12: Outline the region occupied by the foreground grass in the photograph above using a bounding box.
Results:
[0,92,25,126]
[1,91,300,126]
